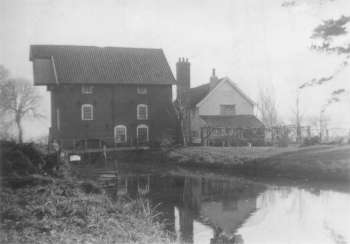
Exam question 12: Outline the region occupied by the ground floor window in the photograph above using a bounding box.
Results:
[211,127,224,136]
[114,125,127,143]
[137,124,149,143]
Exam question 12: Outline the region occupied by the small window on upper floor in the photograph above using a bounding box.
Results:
[220,104,236,116]
[137,86,147,95]
[137,104,148,120]
[82,85,93,94]
[82,104,93,120]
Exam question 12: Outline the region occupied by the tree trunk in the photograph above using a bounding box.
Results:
[15,115,23,143]
[181,117,187,146]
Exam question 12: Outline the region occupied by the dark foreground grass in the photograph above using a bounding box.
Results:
[1,177,173,244]
[0,141,173,244]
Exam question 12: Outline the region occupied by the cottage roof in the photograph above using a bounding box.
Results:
[200,115,264,129]
[184,83,211,108]
[30,45,176,85]
[184,78,254,109]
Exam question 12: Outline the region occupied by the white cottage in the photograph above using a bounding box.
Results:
[176,59,264,146]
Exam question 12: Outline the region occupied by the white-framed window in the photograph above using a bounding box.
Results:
[191,130,199,138]
[114,125,127,143]
[137,124,149,143]
[220,104,236,116]
[212,128,224,136]
[81,104,93,120]
[137,86,148,94]
[137,104,148,120]
[82,85,93,94]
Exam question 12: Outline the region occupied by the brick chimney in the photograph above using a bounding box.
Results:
[176,57,190,102]
[209,68,219,90]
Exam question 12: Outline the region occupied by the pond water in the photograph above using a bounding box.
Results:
[75,160,350,244]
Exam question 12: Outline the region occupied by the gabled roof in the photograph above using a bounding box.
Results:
[30,45,176,85]
[185,77,254,109]
[196,77,255,108]
[200,115,264,129]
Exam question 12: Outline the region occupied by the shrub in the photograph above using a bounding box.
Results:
[79,180,103,194]
[302,136,320,146]
[1,140,65,178]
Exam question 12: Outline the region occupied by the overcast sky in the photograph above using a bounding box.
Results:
[1,0,349,140]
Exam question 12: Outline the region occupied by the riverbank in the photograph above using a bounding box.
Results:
[166,145,350,181]
[0,141,172,244]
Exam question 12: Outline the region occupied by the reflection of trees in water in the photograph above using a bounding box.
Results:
[257,187,317,221]
[239,187,350,244]
[324,224,347,244]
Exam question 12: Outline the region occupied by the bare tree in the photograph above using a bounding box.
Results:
[0,65,13,140]
[173,99,187,146]
[311,15,350,55]
[284,1,349,94]
[0,77,42,143]
[257,87,279,128]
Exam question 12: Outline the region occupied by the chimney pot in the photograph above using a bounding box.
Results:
[210,68,219,90]
[176,57,191,101]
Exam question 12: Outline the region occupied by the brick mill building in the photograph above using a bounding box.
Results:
[30,45,178,149]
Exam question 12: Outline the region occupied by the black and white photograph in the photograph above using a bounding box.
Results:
[1,0,350,243]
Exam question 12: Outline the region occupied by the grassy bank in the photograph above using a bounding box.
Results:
[0,141,172,244]
[166,145,350,181]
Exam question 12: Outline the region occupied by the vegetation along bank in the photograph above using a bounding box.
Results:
[0,141,172,244]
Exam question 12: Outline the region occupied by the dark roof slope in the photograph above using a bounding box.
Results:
[183,78,224,108]
[184,83,210,108]
[200,115,264,129]
[30,45,176,85]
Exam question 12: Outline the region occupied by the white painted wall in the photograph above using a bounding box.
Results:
[198,80,254,116]
[190,108,206,143]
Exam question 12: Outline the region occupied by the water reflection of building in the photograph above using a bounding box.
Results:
[178,177,263,244]
[102,174,264,244]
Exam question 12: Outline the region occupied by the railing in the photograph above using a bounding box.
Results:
[54,136,151,151]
